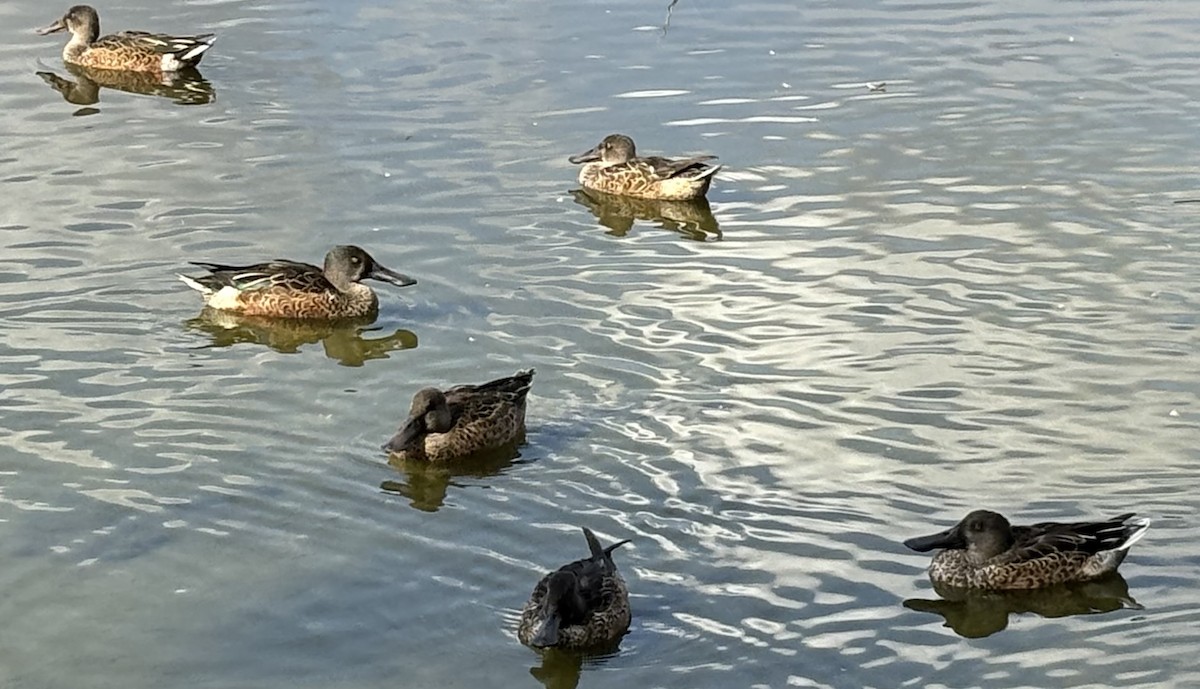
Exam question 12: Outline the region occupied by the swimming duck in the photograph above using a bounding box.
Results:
[904,510,1150,590]
[568,134,721,201]
[37,5,216,73]
[383,370,534,462]
[178,245,416,319]
[518,527,632,650]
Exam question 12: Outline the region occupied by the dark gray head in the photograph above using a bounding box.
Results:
[37,5,100,42]
[383,387,454,453]
[568,134,637,166]
[903,510,1015,564]
[530,570,587,648]
[323,245,416,291]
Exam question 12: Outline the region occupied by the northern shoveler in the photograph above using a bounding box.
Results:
[568,134,721,201]
[383,370,534,462]
[518,527,632,650]
[37,5,216,73]
[178,245,416,319]
[904,510,1150,590]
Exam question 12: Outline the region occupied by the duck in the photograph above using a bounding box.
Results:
[37,5,216,73]
[518,527,632,650]
[383,370,534,462]
[568,134,721,201]
[904,510,1150,590]
[178,245,417,319]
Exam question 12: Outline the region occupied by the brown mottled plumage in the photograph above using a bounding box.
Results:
[178,245,417,319]
[518,527,632,650]
[37,5,216,73]
[904,510,1150,590]
[568,134,721,201]
[383,370,534,462]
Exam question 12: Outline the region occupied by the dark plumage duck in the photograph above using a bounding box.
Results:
[904,510,1150,590]
[518,527,632,650]
[178,245,416,319]
[569,134,720,201]
[383,370,534,462]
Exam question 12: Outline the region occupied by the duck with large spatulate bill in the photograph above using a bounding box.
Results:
[179,245,416,319]
[904,510,1150,590]
[384,370,534,462]
[518,527,632,650]
[37,5,215,73]
[569,134,720,201]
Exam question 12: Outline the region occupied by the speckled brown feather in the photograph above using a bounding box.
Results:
[570,134,721,201]
[180,246,415,320]
[908,511,1150,590]
[40,6,215,73]
[577,156,719,201]
[390,370,534,463]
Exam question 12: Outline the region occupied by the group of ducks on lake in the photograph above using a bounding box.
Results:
[36,4,1153,652]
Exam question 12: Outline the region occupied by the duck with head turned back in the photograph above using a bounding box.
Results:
[178,245,417,319]
[37,5,216,73]
[904,510,1151,590]
[518,527,633,650]
[383,369,534,463]
[569,133,721,201]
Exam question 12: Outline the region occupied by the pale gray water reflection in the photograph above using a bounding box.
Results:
[1,0,1199,687]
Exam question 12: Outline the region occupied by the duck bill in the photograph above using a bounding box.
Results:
[382,416,423,453]
[568,146,601,165]
[368,264,417,288]
[529,612,562,648]
[903,525,965,552]
[36,19,67,35]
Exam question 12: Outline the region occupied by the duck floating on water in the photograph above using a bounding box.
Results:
[179,245,416,319]
[37,5,215,73]
[383,370,534,463]
[904,510,1150,590]
[518,527,632,650]
[569,134,721,201]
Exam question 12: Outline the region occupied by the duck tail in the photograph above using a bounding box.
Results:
[177,273,213,295]
[179,34,217,63]
[1116,516,1151,551]
[604,539,632,557]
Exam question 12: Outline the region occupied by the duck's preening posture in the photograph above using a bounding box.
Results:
[37,5,216,73]
[904,510,1150,590]
[383,370,534,462]
[179,245,416,319]
[518,527,632,650]
[569,134,721,201]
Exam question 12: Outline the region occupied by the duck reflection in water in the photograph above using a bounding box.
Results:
[904,573,1142,639]
[380,444,522,513]
[186,309,417,366]
[526,646,623,689]
[570,188,720,241]
[36,64,215,107]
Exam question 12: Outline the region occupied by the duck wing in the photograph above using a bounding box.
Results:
[1010,513,1140,560]
[188,259,332,293]
[639,154,721,181]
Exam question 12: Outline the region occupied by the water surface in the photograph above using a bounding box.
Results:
[2,1,1198,687]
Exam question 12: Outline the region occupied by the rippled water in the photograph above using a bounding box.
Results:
[2,0,1198,687]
